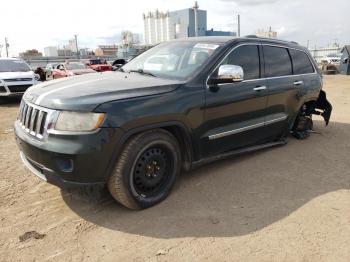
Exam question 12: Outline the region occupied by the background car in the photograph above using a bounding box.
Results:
[51,62,96,79]
[0,58,39,96]
[45,63,60,79]
[321,54,341,65]
[86,59,112,72]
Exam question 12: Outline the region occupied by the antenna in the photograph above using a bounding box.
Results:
[237,14,241,37]
[5,38,9,57]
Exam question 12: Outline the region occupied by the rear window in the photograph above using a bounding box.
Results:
[289,49,314,74]
[263,46,292,77]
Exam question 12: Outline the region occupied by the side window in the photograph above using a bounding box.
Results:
[289,49,314,74]
[221,45,260,80]
[263,46,292,77]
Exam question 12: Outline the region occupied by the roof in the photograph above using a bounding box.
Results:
[169,36,301,48]
[170,36,237,43]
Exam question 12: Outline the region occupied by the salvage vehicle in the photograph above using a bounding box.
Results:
[86,59,112,72]
[15,36,332,209]
[0,58,39,96]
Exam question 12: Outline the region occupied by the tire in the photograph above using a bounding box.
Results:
[108,129,182,210]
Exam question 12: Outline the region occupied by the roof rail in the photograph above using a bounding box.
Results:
[290,41,299,45]
[244,35,258,38]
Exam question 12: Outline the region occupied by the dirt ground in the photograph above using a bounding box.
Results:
[0,75,349,262]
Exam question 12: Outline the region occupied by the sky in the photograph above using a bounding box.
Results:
[0,0,349,56]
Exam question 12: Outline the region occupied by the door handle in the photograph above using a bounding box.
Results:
[253,86,267,91]
[294,80,304,86]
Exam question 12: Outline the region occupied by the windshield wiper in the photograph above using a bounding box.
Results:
[128,69,157,77]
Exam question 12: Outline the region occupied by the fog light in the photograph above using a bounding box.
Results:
[54,158,74,173]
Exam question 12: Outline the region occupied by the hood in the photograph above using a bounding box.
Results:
[24,71,183,111]
[0,71,35,80]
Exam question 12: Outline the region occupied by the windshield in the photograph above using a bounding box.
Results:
[90,59,106,65]
[122,41,221,80]
[66,63,87,70]
[0,60,31,72]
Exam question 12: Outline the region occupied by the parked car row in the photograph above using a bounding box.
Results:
[0,57,126,96]
[45,62,96,80]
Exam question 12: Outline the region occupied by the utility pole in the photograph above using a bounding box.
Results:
[193,1,199,37]
[5,37,9,57]
[237,14,241,37]
[74,34,79,59]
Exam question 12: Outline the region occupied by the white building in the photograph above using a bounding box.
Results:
[44,46,58,57]
[68,39,77,52]
[143,10,172,45]
[256,27,277,39]
[143,2,207,45]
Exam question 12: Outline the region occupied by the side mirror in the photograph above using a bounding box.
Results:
[208,64,244,85]
[218,64,244,82]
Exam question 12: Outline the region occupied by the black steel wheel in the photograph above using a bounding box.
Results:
[108,129,181,210]
[132,146,174,198]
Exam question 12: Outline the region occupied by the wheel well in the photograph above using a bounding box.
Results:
[162,126,192,172]
[290,100,317,130]
[118,125,193,173]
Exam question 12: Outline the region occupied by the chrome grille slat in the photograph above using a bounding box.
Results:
[29,109,38,133]
[17,100,52,139]
[35,111,44,134]
[25,106,32,129]
[22,104,28,124]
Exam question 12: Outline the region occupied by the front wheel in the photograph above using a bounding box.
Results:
[108,129,181,209]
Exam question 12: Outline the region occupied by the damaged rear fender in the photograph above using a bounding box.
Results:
[314,90,332,125]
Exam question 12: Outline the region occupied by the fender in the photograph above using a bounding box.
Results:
[103,121,194,181]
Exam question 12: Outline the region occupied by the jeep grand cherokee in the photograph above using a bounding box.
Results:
[15,36,332,209]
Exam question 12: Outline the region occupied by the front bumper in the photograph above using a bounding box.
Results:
[0,79,36,96]
[15,121,123,190]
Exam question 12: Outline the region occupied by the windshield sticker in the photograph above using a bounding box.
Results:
[194,43,219,50]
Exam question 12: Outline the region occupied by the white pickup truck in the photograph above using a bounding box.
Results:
[0,58,38,97]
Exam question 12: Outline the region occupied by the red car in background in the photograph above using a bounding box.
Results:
[51,62,96,79]
[86,59,113,72]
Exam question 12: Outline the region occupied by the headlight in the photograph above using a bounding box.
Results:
[54,112,105,132]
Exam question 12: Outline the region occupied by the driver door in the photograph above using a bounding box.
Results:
[200,44,270,158]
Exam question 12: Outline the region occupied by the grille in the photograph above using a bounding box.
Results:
[4,78,33,82]
[0,86,5,93]
[18,101,48,138]
[8,85,32,93]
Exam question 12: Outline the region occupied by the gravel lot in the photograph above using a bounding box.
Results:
[1,75,349,262]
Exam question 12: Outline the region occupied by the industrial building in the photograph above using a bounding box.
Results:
[143,1,236,45]
[309,44,343,63]
[256,27,277,39]
[19,49,42,58]
[95,45,118,57]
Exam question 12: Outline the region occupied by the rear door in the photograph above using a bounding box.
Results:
[200,44,269,158]
[262,45,299,137]
[288,48,320,100]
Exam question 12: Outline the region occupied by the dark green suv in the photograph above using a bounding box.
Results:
[15,36,332,209]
